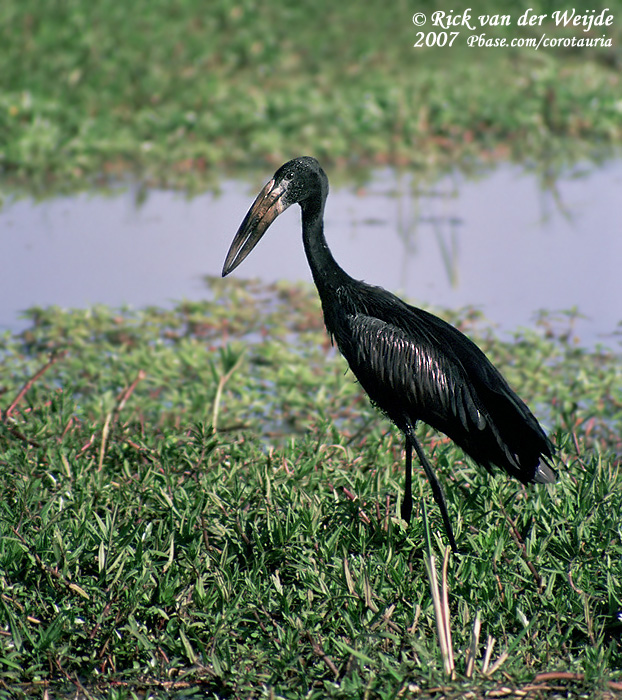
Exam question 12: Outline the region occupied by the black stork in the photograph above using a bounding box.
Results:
[222,156,556,552]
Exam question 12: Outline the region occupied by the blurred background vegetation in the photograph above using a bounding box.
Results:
[1,0,621,193]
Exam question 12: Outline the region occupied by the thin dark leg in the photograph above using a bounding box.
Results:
[407,427,459,554]
[400,437,413,523]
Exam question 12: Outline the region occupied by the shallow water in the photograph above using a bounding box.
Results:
[2,161,621,347]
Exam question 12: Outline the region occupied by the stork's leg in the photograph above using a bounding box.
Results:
[406,426,459,554]
[400,436,413,523]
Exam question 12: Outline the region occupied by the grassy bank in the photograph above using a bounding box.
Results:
[1,0,621,193]
[1,279,621,698]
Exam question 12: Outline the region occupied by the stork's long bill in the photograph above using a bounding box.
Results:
[222,178,290,276]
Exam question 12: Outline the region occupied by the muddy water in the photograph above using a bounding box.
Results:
[2,161,620,346]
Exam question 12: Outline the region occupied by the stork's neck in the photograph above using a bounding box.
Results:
[301,205,352,295]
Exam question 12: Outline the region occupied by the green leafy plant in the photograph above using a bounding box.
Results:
[0,280,620,698]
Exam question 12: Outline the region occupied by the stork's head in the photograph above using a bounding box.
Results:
[222,157,328,276]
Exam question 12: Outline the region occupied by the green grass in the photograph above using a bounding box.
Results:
[1,0,621,194]
[1,279,621,698]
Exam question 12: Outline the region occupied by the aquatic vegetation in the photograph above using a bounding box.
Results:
[0,279,620,697]
[1,0,621,194]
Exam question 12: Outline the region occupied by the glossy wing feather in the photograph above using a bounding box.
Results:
[342,313,488,432]
[328,287,554,483]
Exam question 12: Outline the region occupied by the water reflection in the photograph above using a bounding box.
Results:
[1,161,620,346]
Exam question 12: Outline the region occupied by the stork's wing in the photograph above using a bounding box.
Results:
[335,307,554,482]
[342,313,488,433]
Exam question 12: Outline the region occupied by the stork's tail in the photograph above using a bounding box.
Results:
[533,461,557,484]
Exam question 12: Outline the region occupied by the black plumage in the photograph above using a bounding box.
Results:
[222,156,556,552]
